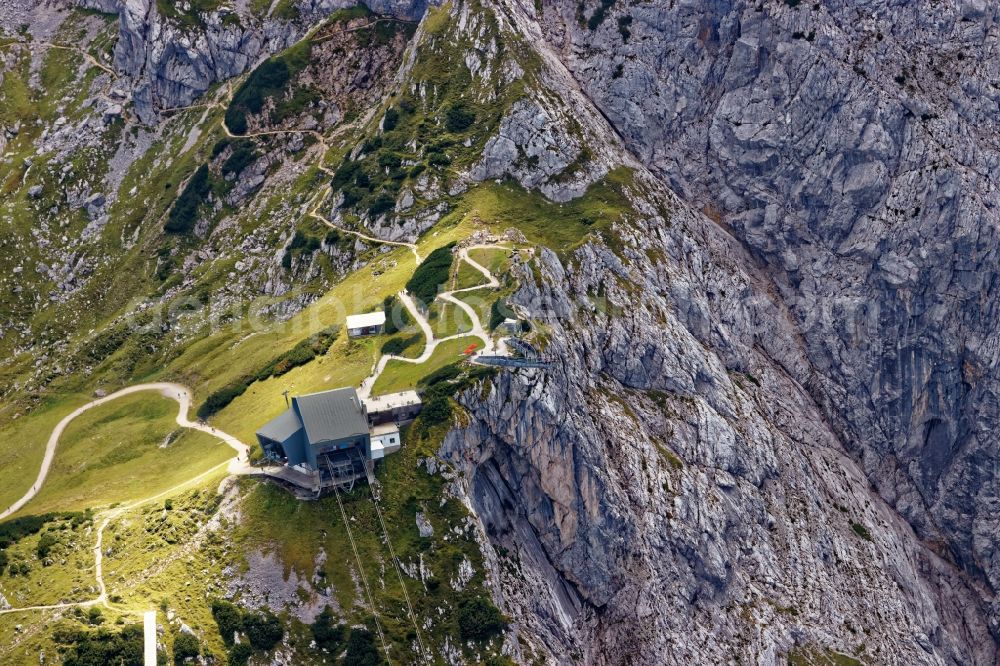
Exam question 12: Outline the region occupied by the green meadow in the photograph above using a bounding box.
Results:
[372,336,480,396]
[23,392,232,515]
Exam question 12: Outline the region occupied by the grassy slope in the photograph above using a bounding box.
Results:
[0,29,232,510]
[454,286,498,332]
[0,37,101,362]
[468,247,512,276]
[100,482,231,634]
[0,396,91,512]
[0,167,630,511]
[0,516,96,607]
[379,329,427,359]
[426,300,473,338]
[232,417,492,664]
[449,172,636,257]
[24,392,232,515]
[452,255,488,290]
[80,416,497,664]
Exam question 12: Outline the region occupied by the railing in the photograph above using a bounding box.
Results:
[474,355,551,369]
[505,337,541,359]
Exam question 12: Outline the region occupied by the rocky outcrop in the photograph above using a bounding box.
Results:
[78,0,118,13]
[471,98,607,202]
[442,175,997,662]
[528,0,1000,645]
[111,0,295,122]
[89,0,432,122]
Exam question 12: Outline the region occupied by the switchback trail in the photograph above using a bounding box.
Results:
[358,244,512,399]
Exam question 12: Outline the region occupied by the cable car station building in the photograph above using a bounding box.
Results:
[255,387,419,493]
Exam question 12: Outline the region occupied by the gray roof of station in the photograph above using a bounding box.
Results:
[256,407,303,443]
[293,388,369,444]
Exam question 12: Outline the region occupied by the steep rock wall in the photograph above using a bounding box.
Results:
[417,0,1000,661]
[534,0,1000,640]
[442,177,997,663]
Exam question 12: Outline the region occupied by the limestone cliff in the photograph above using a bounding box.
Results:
[529,0,1000,645]
[435,0,1000,662]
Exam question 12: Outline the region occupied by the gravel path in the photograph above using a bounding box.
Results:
[0,383,249,619]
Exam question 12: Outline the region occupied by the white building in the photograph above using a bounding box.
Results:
[369,423,402,459]
[499,318,520,333]
[346,311,386,337]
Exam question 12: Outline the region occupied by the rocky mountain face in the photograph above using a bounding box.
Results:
[422,2,998,661]
[83,0,430,122]
[531,0,1000,646]
[446,194,997,664]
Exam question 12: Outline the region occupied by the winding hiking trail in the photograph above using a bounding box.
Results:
[29,40,118,79]
[0,24,514,636]
[0,384,248,617]
[307,184,423,263]
[1,40,118,80]
[357,244,510,399]
[0,453,237,618]
[440,245,503,345]
[2,39,124,129]
[0,245,511,615]
[0,244,511,659]
[41,42,117,79]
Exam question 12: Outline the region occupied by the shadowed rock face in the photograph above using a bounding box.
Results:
[537,0,1000,636]
[84,0,431,122]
